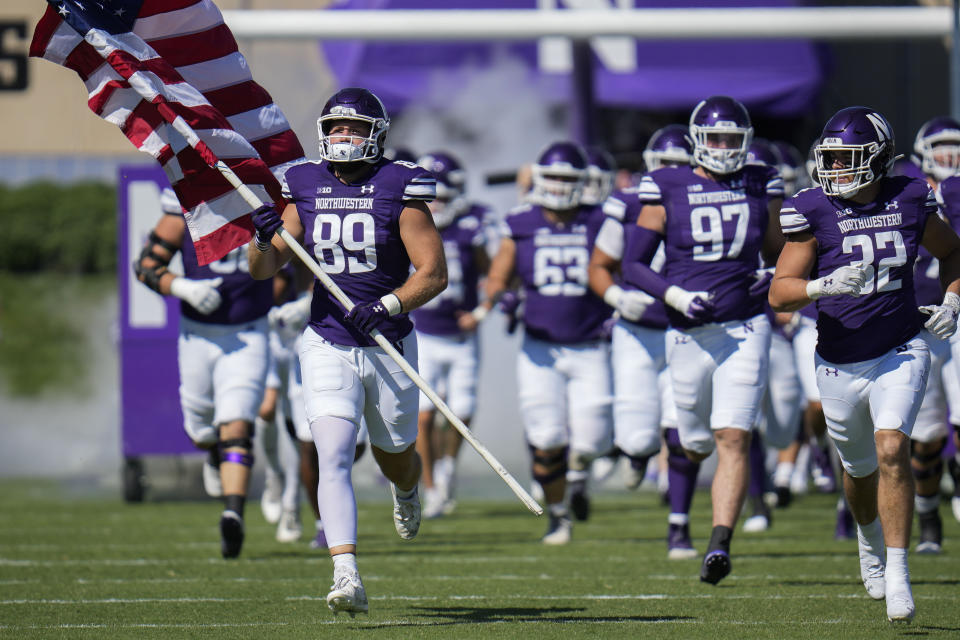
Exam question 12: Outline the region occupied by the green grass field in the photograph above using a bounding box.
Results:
[0,479,957,639]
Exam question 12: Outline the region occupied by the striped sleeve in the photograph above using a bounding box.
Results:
[637,175,662,204]
[602,194,627,221]
[766,173,785,199]
[403,173,437,202]
[779,200,810,235]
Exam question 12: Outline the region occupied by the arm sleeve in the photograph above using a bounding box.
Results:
[621,225,671,300]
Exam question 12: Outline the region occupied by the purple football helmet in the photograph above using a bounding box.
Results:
[770,140,808,197]
[418,151,466,200]
[689,96,754,175]
[581,147,617,206]
[643,124,693,171]
[385,147,417,164]
[913,116,960,182]
[815,106,895,198]
[418,151,468,228]
[745,138,782,169]
[317,88,390,164]
[530,141,588,210]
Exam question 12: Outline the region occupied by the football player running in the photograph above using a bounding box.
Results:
[589,124,703,559]
[908,118,960,547]
[622,96,784,584]
[248,88,446,616]
[487,141,614,544]
[412,150,490,519]
[134,188,272,559]
[770,107,960,623]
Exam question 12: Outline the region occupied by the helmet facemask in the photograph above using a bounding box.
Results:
[691,124,753,175]
[580,166,615,206]
[531,165,585,210]
[317,111,389,164]
[429,180,467,229]
[815,139,884,198]
[920,134,960,182]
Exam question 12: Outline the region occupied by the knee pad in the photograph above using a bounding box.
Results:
[219,437,254,468]
[911,436,946,463]
[530,445,569,485]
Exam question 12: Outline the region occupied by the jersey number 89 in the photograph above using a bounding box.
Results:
[313,213,378,274]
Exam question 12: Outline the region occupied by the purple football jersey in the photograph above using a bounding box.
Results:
[506,203,612,343]
[937,175,960,233]
[179,222,273,325]
[780,176,936,364]
[283,158,436,347]
[411,210,485,336]
[638,164,783,329]
[601,187,668,329]
[892,157,927,182]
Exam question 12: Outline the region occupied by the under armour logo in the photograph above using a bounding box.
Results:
[896,344,909,353]
[360,184,375,194]
[675,335,690,344]
[824,368,839,377]
[824,279,833,286]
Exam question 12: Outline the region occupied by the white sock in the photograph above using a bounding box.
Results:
[773,462,795,487]
[915,493,940,514]
[332,552,358,577]
[310,417,360,549]
[885,547,910,588]
[256,416,283,477]
[395,484,416,500]
[858,517,885,555]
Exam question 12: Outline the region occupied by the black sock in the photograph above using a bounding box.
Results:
[707,525,733,553]
[224,494,245,518]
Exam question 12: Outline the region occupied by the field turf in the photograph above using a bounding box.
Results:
[0,479,957,639]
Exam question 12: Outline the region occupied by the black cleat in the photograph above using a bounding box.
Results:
[220,510,244,559]
[775,485,792,509]
[700,550,731,585]
[569,481,590,522]
[916,509,943,554]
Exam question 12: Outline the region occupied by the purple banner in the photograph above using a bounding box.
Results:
[320,0,822,118]
[118,166,194,457]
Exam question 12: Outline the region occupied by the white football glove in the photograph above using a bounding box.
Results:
[603,284,654,322]
[169,276,223,315]
[664,285,713,320]
[920,291,960,339]
[269,292,312,339]
[806,264,869,300]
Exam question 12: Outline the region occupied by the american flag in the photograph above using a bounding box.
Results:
[30,0,305,265]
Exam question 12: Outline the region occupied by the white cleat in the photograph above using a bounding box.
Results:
[275,508,302,543]
[542,513,573,546]
[743,514,770,533]
[260,472,283,524]
[886,586,915,624]
[326,571,369,617]
[390,484,421,540]
[202,460,223,498]
[858,538,886,600]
